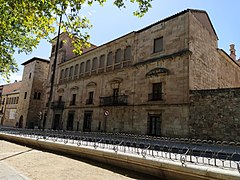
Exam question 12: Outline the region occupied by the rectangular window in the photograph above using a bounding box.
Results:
[154,37,163,53]
[24,92,27,99]
[37,93,41,100]
[150,83,162,101]
[34,92,37,99]
[58,96,62,102]
[148,115,161,136]
[86,91,94,104]
[52,45,55,53]
[70,94,76,105]
[16,97,19,104]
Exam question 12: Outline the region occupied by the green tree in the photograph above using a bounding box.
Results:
[0,0,152,81]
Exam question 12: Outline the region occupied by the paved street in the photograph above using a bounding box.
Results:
[0,140,156,180]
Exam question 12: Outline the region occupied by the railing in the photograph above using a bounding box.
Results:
[148,93,162,101]
[86,99,93,105]
[50,101,65,109]
[99,95,128,106]
[0,127,240,174]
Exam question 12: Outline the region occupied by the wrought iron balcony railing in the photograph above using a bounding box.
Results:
[86,99,93,105]
[99,95,128,106]
[148,93,162,101]
[50,101,65,109]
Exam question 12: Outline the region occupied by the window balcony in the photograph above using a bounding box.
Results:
[86,99,93,105]
[148,93,162,101]
[51,101,65,109]
[99,95,128,106]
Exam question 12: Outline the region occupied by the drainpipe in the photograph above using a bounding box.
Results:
[46,12,62,130]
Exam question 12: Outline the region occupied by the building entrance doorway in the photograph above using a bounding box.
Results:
[83,111,92,132]
[53,114,61,130]
[67,112,74,131]
[148,115,161,136]
[18,116,23,128]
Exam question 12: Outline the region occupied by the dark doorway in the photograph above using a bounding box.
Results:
[148,115,161,136]
[67,112,74,131]
[19,116,23,128]
[53,114,61,130]
[43,113,47,130]
[83,111,92,132]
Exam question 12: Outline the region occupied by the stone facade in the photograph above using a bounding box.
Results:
[42,9,240,139]
[16,57,49,128]
[0,81,21,126]
[189,88,240,142]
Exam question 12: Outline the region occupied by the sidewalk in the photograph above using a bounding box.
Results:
[0,140,154,180]
[0,162,28,180]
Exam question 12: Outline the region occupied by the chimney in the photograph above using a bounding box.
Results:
[230,44,236,60]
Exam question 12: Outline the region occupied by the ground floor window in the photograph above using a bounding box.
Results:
[83,111,92,132]
[147,114,161,136]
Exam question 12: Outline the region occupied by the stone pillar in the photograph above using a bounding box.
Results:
[229,44,236,60]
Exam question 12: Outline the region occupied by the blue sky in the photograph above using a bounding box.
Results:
[2,0,240,84]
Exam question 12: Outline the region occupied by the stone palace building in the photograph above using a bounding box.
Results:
[41,9,240,139]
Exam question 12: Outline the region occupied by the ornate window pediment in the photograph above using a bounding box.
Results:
[146,67,169,77]
[86,82,97,88]
[70,86,79,91]
[57,88,64,93]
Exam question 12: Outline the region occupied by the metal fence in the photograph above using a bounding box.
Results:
[0,127,239,173]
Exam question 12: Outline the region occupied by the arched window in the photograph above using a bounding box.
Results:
[59,69,64,82]
[92,57,98,70]
[69,66,73,80]
[74,64,79,78]
[124,46,131,61]
[80,62,84,74]
[99,54,105,68]
[107,52,113,66]
[85,60,90,72]
[115,49,122,63]
[65,68,69,80]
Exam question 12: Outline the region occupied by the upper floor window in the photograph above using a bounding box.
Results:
[80,62,84,74]
[34,92,38,99]
[70,94,76,105]
[2,98,5,105]
[99,54,105,68]
[115,49,122,63]
[74,64,79,76]
[59,40,63,48]
[86,91,94,105]
[37,93,41,100]
[85,60,90,72]
[124,46,131,61]
[16,97,19,104]
[52,45,56,53]
[29,73,32,79]
[107,52,113,66]
[154,37,163,53]
[69,66,73,79]
[149,83,162,101]
[24,92,27,99]
[92,57,98,70]
[65,68,69,79]
[60,69,64,81]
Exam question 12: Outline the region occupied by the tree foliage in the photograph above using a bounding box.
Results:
[0,0,152,81]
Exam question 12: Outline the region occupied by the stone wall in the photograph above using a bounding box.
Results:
[189,88,240,142]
